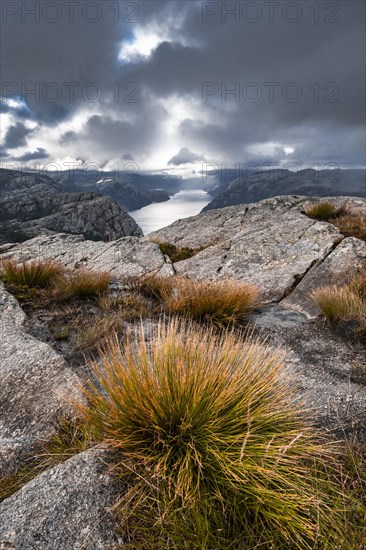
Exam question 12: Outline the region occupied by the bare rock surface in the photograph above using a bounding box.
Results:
[153,196,366,313]
[250,312,366,441]
[0,447,124,550]
[282,237,366,316]
[0,233,174,279]
[0,169,142,243]
[0,282,81,474]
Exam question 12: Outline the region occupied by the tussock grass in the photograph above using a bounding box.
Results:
[165,277,260,327]
[311,266,366,342]
[305,202,366,241]
[54,269,111,300]
[1,259,63,288]
[332,213,366,241]
[0,467,39,503]
[335,439,366,547]
[78,319,343,549]
[310,285,365,323]
[305,202,339,221]
[128,275,174,302]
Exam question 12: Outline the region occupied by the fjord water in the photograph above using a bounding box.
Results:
[130,189,212,235]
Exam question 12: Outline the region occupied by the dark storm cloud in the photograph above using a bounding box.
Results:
[0,100,31,119]
[1,0,365,166]
[15,148,49,161]
[73,98,168,158]
[3,122,35,149]
[168,147,206,165]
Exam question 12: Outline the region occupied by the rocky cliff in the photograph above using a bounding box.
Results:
[55,169,182,211]
[203,168,366,211]
[0,169,143,243]
[0,195,365,548]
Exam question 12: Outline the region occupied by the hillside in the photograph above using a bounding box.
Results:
[0,169,142,243]
[203,168,366,211]
[0,195,365,548]
[55,169,182,211]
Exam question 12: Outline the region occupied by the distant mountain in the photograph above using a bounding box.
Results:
[54,170,182,211]
[202,169,366,211]
[0,169,142,243]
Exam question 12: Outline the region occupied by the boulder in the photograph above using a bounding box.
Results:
[0,233,174,280]
[0,282,82,473]
[0,448,124,549]
[282,237,366,316]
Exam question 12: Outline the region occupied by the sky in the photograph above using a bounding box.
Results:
[0,0,365,175]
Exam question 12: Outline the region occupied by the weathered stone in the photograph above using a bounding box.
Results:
[0,169,142,243]
[250,315,366,441]
[152,196,366,307]
[0,233,174,279]
[282,237,366,316]
[0,447,124,549]
[0,283,82,471]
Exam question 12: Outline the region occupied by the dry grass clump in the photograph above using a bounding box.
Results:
[127,275,174,302]
[54,269,111,300]
[311,285,365,323]
[1,259,63,288]
[36,417,93,468]
[311,266,366,341]
[305,202,366,241]
[78,319,344,549]
[0,466,39,504]
[305,202,339,221]
[165,277,260,327]
[336,440,366,547]
[332,212,366,241]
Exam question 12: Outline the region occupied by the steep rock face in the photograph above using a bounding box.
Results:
[56,170,181,211]
[152,195,366,315]
[202,168,366,211]
[0,448,124,549]
[0,169,142,243]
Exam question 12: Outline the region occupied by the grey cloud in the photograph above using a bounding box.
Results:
[3,122,35,149]
[15,148,49,161]
[60,131,78,145]
[0,0,364,167]
[168,147,205,165]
